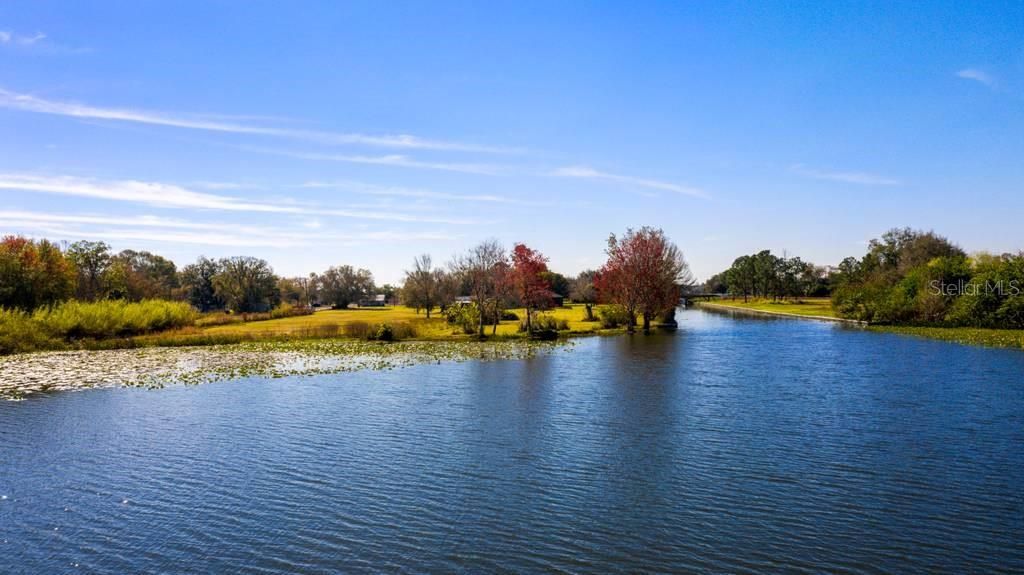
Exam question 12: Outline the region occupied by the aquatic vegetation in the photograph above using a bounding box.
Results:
[0,338,569,400]
[867,325,1024,350]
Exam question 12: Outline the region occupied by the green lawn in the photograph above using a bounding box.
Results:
[698,298,838,318]
[201,304,608,340]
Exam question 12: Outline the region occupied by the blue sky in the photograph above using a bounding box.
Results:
[1,1,1022,283]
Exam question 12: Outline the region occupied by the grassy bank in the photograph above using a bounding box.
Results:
[697,298,842,320]
[698,298,1024,350]
[200,304,611,340]
[1,302,619,356]
[0,300,198,355]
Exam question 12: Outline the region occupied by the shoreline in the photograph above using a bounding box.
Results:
[1,304,625,357]
[696,301,867,325]
[697,301,1024,351]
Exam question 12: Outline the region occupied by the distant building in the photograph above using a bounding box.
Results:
[454,295,474,305]
[358,294,388,307]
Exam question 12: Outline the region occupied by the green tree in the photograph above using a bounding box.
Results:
[539,271,570,299]
[832,228,967,324]
[379,284,398,305]
[180,257,224,311]
[105,249,178,301]
[702,271,729,295]
[320,265,374,309]
[66,241,112,301]
[213,256,280,312]
[725,255,756,302]
[277,277,306,306]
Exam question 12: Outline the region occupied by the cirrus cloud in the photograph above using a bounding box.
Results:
[790,164,902,186]
[551,165,709,198]
[0,173,486,225]
[0,87,519,154]
[956,68,996,88]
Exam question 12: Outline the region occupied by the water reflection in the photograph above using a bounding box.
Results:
[1,309,1023,573]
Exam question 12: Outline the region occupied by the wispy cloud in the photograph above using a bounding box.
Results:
[0,30,46,46]
[0,173,298,212]
[551,165,709,198]
[790,164,901,186]
[0,173,484,224]
[0,210,457,248]
[956,68,996,88]
[301,180,547,205]
[188,180,257,191]
[0,87,517,153]
[248,147,506,175]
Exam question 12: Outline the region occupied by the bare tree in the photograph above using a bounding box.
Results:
[570,270,599,321]
[402,254,441,318]
[435,269,459,313]
[451,239,507,338]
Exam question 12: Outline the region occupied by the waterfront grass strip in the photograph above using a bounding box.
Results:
[697,299,860,323]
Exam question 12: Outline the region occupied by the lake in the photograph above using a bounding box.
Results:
[2,309,1023,573]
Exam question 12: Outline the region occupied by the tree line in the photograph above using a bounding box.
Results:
[831,228,1024,328]
[701,227,1024,329]
[704,250,830,301]
[2,226,694,336]
[0,237,384,314]
[401,227,693,336]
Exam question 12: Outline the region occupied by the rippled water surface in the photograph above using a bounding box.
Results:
[2,309,1023,573]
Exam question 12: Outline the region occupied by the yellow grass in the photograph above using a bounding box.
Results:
[202,304,606,340]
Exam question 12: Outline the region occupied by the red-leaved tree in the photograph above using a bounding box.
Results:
[511,243,552,333]
[596,227,693,333]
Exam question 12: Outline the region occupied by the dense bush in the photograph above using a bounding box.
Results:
[0,299,199,354]
[518,314,569,333]
[944,255,1024,328]
[831,228,1024,328]
[518,313,569,340]
[444,304,481,335]
[373,323,395,341]
[598,305,632,329]
[0,309,62,355]
[268,303,313,320]
[34,299,198,340]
